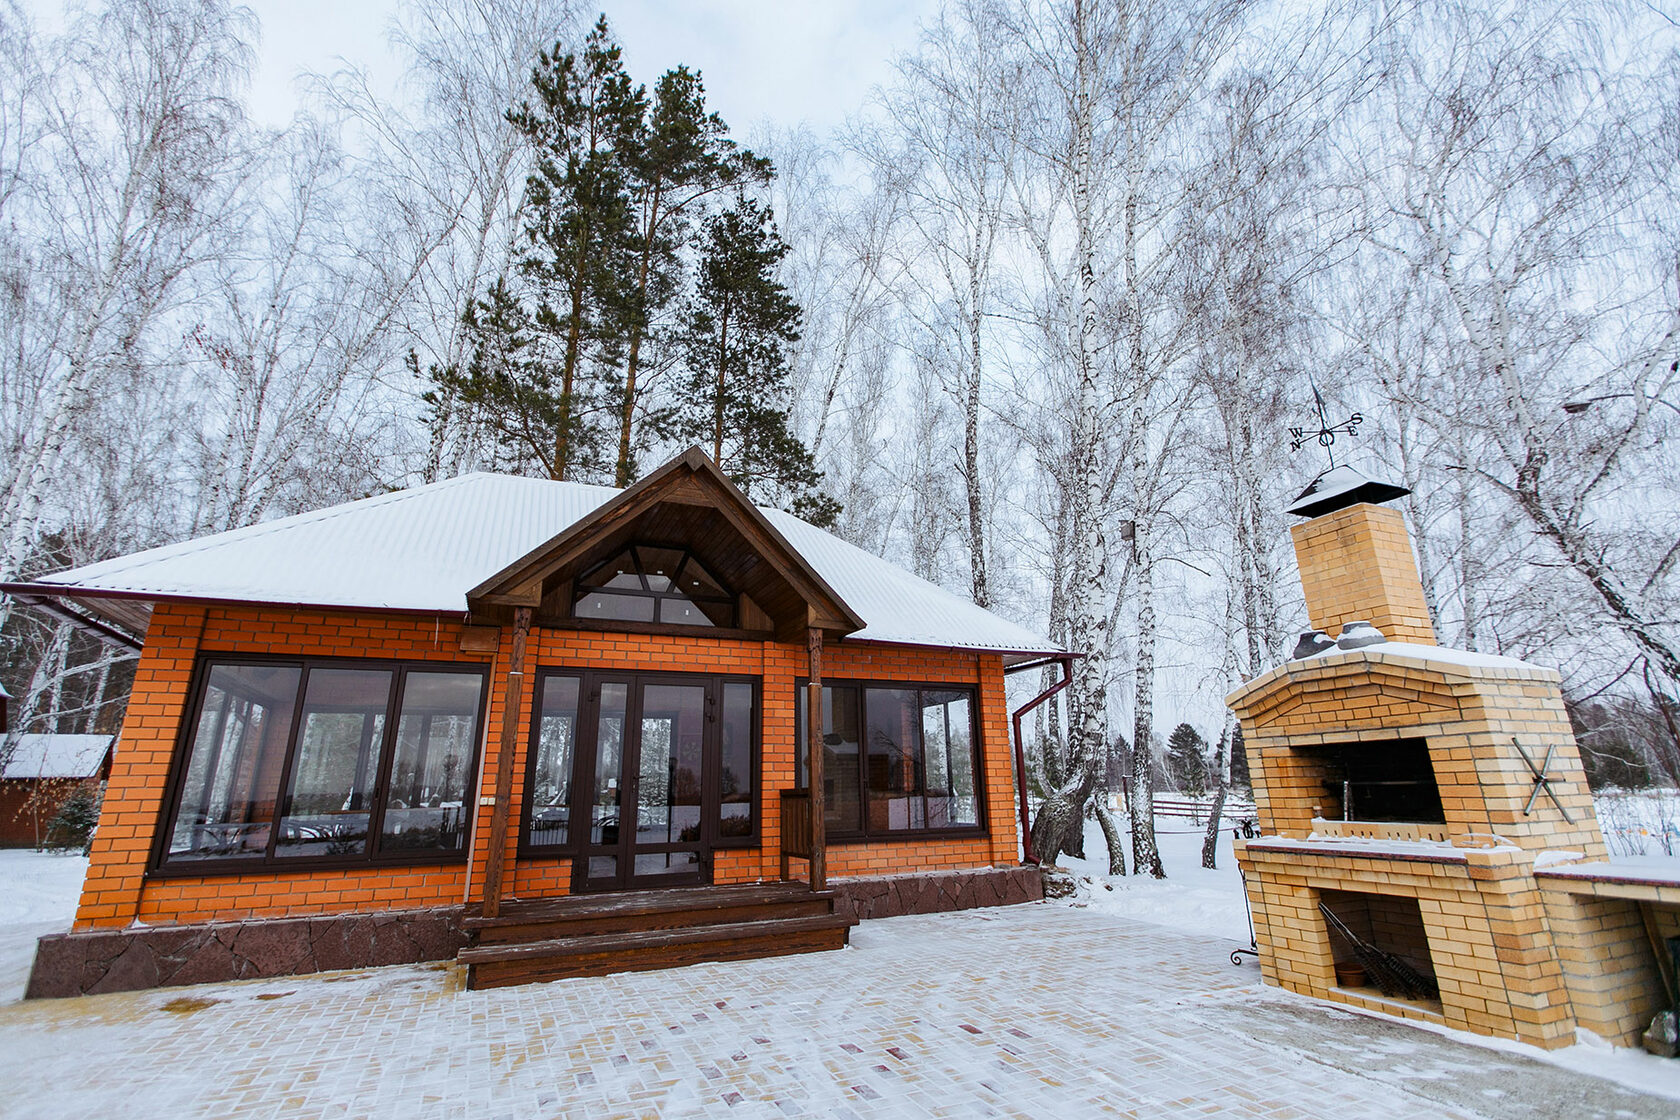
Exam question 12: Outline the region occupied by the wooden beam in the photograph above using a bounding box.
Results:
[479,606,532,919]
[807,627,826,891]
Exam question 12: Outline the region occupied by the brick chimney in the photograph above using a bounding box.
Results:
[1287,466,1436,646]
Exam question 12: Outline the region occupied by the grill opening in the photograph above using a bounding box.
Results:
[1293,737,1444,823]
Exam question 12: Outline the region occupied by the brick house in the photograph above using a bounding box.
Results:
[7,449,1055,996]
[0,734,113,848]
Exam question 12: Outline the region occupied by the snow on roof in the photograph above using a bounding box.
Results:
[1293,640,1544,673]
[1285,463,1411,518]
[33,473,1061,657]
[1244,835,1474,863]
[2,734,112,780]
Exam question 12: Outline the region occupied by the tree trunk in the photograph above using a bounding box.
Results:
[1130,513,1165,878]
[1094,788,1128,876]
[617,183,664,488]
[963,249,990,608]
[1202,715,1232,870]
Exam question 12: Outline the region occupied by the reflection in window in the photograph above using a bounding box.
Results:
[275,668,392,857]
[381,672,483,852]
[527,675,580,848]
[639,684,705,844]
[798,682,981,835]
[573,545,733,627]
[591,683,627,845]
[169,664,300,861]
[160,660,486,869]
[718,683,756,837]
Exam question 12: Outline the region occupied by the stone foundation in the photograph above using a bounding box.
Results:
[25,906,469,999]
[830,865,1042,922]
[26,867,1042,999]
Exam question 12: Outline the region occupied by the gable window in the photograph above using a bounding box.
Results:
[573,545,733,627]
[796,681,982,838]
[156,657,488,872]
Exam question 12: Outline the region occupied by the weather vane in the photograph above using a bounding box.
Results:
[1288,380,1362,468]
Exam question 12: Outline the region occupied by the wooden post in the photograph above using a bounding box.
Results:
[479,606,531,919]
[807,627,825,891]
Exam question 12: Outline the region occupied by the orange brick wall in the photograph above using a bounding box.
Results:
[75,603,1021,929]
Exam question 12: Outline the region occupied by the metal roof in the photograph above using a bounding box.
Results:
[2,734,112,780]
[22,473,1062,660]
[1286,464,1411,518]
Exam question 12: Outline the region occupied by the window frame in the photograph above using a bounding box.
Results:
[517,668,764,860]
[795,675,988,843]
[148,653,491,878]
[571,543,737,629]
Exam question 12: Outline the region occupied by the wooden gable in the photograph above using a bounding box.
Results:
[467,448,864,643]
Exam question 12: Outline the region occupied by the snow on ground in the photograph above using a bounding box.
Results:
[1596,788,1680,858]
[0,850,86,1003]
[5,801,1680,1113]
[1055,813,1254,945]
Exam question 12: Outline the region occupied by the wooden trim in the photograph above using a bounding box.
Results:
[465,448,865,636]
[807,628,825,890]
[480,607,531,918]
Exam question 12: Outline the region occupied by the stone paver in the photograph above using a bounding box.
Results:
[0,903,1671,1119]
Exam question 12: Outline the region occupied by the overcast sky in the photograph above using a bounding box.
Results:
[239,0,937,134]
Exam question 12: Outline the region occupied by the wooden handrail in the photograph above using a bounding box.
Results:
[779,789,812,882]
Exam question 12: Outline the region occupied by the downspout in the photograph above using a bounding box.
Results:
[1006,654,1076,866]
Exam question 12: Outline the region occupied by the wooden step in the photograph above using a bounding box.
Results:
[461,913,855,989]
[466,883,839,944]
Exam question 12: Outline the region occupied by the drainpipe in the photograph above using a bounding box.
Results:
[1006,654,1077,866]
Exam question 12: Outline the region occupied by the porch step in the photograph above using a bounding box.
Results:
[459,883,855,989]
[465,883,840,944]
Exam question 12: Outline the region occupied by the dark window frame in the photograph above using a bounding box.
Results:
[148,653,491,878]
[572,543,736,629]
[795,675,988,843]
[517,668,763,860]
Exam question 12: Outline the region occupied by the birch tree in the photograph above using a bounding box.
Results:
[1354,0,1680,689]
[862,0,1025,608]
[0,0,254,612]
[1009,0,1249,875]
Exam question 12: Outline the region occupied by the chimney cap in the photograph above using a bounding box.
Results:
[1287,464,1411,518]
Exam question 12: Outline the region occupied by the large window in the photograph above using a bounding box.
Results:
[158,658,488,872]
[797,682,982,838]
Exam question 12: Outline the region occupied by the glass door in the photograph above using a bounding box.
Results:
[576,676,710,892]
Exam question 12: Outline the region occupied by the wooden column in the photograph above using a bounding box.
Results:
[479,606,531,919]
[806,627,826,891]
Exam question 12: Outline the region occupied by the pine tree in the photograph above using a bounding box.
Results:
[431,17,642,481]
[612,67,769,486]
[677,194,838,526]
[1229,724,1251,790]
[45,782,102,854]
[1166,722,1208,799]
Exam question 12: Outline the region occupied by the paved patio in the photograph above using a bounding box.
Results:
[0,901,1673,1119]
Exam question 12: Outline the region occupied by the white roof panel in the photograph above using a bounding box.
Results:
[2,734,112,779]
[34,473,1060,658]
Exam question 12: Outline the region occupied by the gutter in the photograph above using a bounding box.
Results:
[1004,653,1078,866]
[1,586,144,650]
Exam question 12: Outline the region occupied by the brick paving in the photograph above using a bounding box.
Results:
[0,902,1672,1119]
